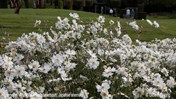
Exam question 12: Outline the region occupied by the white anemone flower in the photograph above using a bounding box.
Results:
[36,34,46,45]
[132,87,144,99]
[102,67,116,78]
[146,87,159,97]
[146,19,153,26]
[51,53,64,67]
[34,20,41,27]
[65,49,76,56]
[152,77,165,89]
[5,68,15,80]
[166,76,176,88]
[86,57,99,69]
[30,91,42,99]
[100,91,112,99]
[14,65,26,78]
[39,63,52,73]
[69,13,79,20]
[96,82,110,93]
[57,68,72,81]
[0,87,9,99]
[97,16,105,23]
[115,27,121,37]
[137,63,146,73]
[109,20,114,25]
[98,48,104,56]
[161,68,169,76]
[153,21,159,28]
[28,60,40,72]
[79,89,89,99]
[3,55,13,67]
[64,61,77,71]
[129,21,139,30]
[122,34,132,45]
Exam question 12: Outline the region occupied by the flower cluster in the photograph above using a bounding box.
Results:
[0,13,175,99]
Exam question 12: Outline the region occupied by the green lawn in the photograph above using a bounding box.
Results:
[0,9,176,43]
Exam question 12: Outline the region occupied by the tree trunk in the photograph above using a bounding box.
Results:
[10,0,15,8]
[24,0,29,8]
[35,0,45,8]
[10,0,21,13]
[0,0,8,8]
[14,0,21,14]
[66,0,72,9]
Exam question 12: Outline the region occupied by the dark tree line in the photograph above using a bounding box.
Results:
[144,0,176,13]
[0,0,176,13]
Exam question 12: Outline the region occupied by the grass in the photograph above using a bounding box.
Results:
[0,9,176,43]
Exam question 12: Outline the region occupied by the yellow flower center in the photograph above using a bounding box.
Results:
[157,80,160,84]
[102,92,107,97]
[101,86,104,89]
[92,61,96,65]
[140,66,144,69]
[0,91,3,96]
[7,70,11,75]
[7,57,11,62]
[32,64,36,68]
[56,58,60,62]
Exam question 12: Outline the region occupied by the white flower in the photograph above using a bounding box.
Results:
[64,60,77,71]
[57,68,72,81]
[5,68,15,80]
[152,77,165,89]
[39,63,52,73]
[100,91,111,99]
[122,34,132,45]
[79,89,89,99]
[0,56,4,66]
[14,65,26,78]
[51,53,64,67]
[65,49,76,56]
[34,20,41,27]
[30,91,42,99]
[97,16,105,23]
[115,27,121,37]
[57,16,61,21]
[102,67,116,78]
[146,87,159,97]
[161,68,169,76]
[142,75,151,82]
[136,39,142,45]
[103,28,108,35]
[109,20,114,25]
[117,67,128,77]
[63,17,69,24]
[153,21,159,28]
[146,19,153,26]
[3,55,13,67]
[69,13,79,20]
[36,34,46,45]
[13,54,24,64]
[132,87,144,98]
[167,76,176,88]
[129,21,139,30]
[86,57,99,69]
[79,75,89,81]
[137,63,146,73]
[0,87,9,99]
[28,60,40,72]
[96,82,110,93]
[98,48,104,56]
[117,21,121,29]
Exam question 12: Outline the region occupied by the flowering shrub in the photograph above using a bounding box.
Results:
[0,13,176,99]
